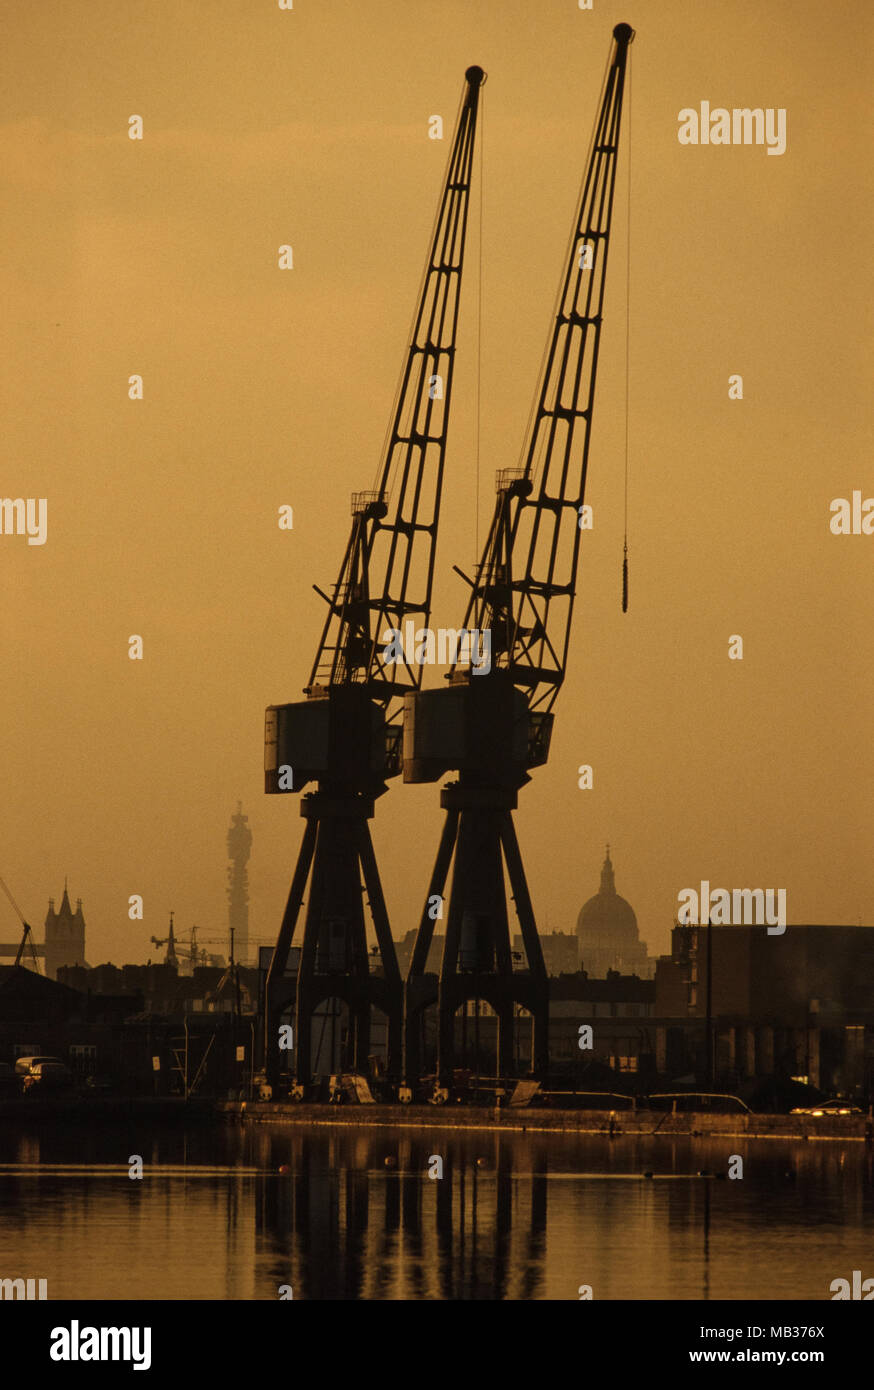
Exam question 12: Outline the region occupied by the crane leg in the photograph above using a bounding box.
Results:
[500,813,549,1078]
[421,783,550,1092]
[357,820,402,1079]
[264,817,317,1095]
[264,792,403,1097]
[404,807,458,1085]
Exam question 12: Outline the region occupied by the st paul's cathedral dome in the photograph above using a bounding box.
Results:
[576,847,652,978]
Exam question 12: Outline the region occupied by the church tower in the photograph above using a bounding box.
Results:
[165,911,179,969]
[227,803,252,965]
[44,882,86,981]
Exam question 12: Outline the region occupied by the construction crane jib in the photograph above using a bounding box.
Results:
[460,24,632,730]
[307,69,486,707]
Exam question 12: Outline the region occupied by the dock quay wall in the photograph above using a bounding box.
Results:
[0,1095,867,1141]
[216,1101,873,1141]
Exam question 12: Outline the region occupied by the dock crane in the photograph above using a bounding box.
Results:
[263,66,486,1093]
[403,25,634,1093]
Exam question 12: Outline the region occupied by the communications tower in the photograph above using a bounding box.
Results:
[227,802,253,966]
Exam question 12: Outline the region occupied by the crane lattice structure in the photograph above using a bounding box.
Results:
[263,66,486,1091]
[0,875,42,973]
[403,25,634,1093]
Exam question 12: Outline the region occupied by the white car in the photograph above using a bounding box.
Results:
[13,1054,62,1077]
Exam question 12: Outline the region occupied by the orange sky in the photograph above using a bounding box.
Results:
[0,0,871,966]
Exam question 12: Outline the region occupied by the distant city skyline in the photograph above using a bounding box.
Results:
[5,834,874,976]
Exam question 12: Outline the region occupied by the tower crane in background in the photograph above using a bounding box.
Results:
[263,66,486,1092]
[0,875,42,973]
[188,924,207,971]
[403,25,634,1093]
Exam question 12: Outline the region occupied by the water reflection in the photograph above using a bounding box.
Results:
[0,1122,871,1300]
[255,1134,549,1299]
[251,1128,874,1301]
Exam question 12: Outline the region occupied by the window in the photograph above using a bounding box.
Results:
[69,1045,97,1076]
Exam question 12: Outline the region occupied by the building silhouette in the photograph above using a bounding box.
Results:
[513,931,579,977]
[43,883,86,981]
[576,847,652,979]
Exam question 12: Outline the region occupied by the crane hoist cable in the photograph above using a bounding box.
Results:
[475,78,485,564]
[622,43,632,613]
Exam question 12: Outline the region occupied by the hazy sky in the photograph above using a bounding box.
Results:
[1,0,871,967]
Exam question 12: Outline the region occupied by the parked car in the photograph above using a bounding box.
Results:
[21,1061,74,1094]
[647,1092,751,1114]
[13,1054,62,1077]
[790,1099,863,1117]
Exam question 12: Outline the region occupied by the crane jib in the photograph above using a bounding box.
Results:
[304,65,486,710]
[451,24,633,723]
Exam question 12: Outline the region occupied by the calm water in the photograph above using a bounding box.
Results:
[0,1120,871,1300]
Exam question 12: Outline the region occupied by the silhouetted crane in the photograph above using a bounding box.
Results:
[403,25,635,1093]
[263,66,486,1092]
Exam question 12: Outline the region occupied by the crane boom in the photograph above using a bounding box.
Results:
[307,66,486,703]
[454,27,632,719]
